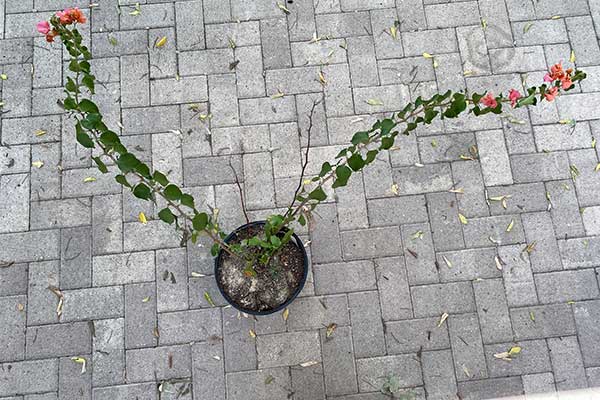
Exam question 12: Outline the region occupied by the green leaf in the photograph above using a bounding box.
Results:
[133,183,152,200]
[63,97,77,110]
[332,165,352,188]
[135,163,152,179]
[116,153,140,173]
[80,113,102,130]
[158,208,176,224]
[164,184,182,201]
[153,171,169,186]
[351,131,370,145]
[210,243,220,256]
[99,131,120,147]
[79,99,99,114]
[115,174,131,188]
[68,59,81,72]
[298,215,306,226]
[82,74,95,94]
[75,123,95,148]
[348,153,365,171]
[517,93,537,107]
[180,194,195,209]
[424,109,439,124]
[270,236,282,247]
[79,61,91,73]
[318,162,332,177]
[380,119,396,135]
[65,77,78,93]
[309,187,327,201]
[93,157,108,173]
[365,150,378,164]
[193,213,209,231]
[380,137,394,150]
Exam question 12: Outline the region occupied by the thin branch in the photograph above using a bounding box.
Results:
[229,156,250,224]
[284,98,321,220]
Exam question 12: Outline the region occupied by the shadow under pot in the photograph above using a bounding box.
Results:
[214,221,309,315]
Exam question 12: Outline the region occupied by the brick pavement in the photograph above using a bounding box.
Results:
[1,0,600,399]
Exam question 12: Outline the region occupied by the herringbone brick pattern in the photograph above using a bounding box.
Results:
[1,0,600,399]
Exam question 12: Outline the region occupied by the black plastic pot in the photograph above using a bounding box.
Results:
[214,221,309,316]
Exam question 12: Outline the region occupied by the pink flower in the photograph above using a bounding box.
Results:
[543,73,553,82]
[508,89,522,107]
[56,10,73,24]
[545,86,559,102]
[36,20,51,35]
[561,75,573,90]
[481,92,498,108]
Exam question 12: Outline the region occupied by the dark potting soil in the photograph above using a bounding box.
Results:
[218,225,305,313]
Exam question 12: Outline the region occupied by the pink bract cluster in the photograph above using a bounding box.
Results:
[36,7,86,42]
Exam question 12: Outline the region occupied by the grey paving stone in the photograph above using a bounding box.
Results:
[535,269,599,303]
[473,278,514,344]
[188,275,227,309]
[291,362,325,400]
[511,152,571,183]
[208,74,239,128]
[124,282,157,349]
[546,180,586,239]
[569,148,600,208]
[448,313,487,382]
[385,317,450,354]
[156,248,189,312]
[587,367,600,387]
[487,183,548,216]
[0,230,60,264]
[123,220,181,251]
[475,130,513,186]
[457,377,524,400]
[511,303,576,341]
[0,262,27,297]
[574,300,600,367]
[426,192,466,252]
[437,247,502,282]
[353,84,410,114]
[499,244,539,307]
[490,46,547,74]
[341,227,402,260]
[243,152,276,210]
[422,349,459,399]
[463,215,526,248]
[375,256,413,321]
[222,307,257,372]
[291,39,347,67]
[59,354,92,400]
[0,359,58,396]
[582,206,600,236]
[320,326,358,396]
[92,30,148,58]
[92,318,125,387]
[0,295,26,362]
[226,367,291,400]
[0,174,29,234]
[192,341,226,400]
[239,96,297,125]
[257,331,321,368]
[30,143,61,201]
[522,372,556,394]
[2,115,60,145]
[206,22,259,49]
[29,198,90,230]
[412,281,476,318]
[92,383,157,400]
[158,309,221,346]
[559,236,600,270]
[316,11,371,38]
[534,123,593,152]
[260,18,291,70]
[356,354,423,392]
[234,46,266,99]
[25,322,91,359]
[150,75,208,105]
[126,344,192,382]
[367,195,428,227]
[61,286,123,322]
[348,291,385,358]
[400,223,439,286]
[120,54,149,108]
[335,171,369,230]
[485,339,552,377]
[347,36,379,88]
[402,28,458,57]
[92,251,154,286]
[26,260,59,326]
[287,295,350,331]
[548,336,588,390]
[313,261,375,295]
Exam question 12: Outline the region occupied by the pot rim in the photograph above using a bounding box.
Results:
[214,220,309,316]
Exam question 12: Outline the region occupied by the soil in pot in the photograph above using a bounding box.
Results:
[218,225,305,313]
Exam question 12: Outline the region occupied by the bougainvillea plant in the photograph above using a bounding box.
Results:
[40,10,587,275]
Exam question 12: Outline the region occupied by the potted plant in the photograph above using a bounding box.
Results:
[38,10,587,315]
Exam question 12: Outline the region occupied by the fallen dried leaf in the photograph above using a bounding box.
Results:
[458,213,468,225]
[71,357,87,374]
[142,296,150,303]
[276,2,290,14]
[191,272,206,277]
[282,307,289,321]
[326,323,337,337]
[506,219,514,232]
[249,329,256,338]
[300,361,319,367]
[204,291,216,307]
[83,177,97,183]
[271,91,285,99]
[437,312,449,327]
[31,161,44,168]
[391,183,399,196]
[17,303,24,311]
[442,255,452,269]
[0,74,7,80]
[265,375,275,385]
[129,2,141,16]
[34,129,46,137]
[570,50,576,63]
[530,311,535,322]
[366,98,384,106]
[48,286,64,318]
[551,15,561,20]
[523,22,534,33]
[423,52,433,59]
[138,212,147,224]
[494,256,504,271]
[411,230,424,240]
[155,36,167,48]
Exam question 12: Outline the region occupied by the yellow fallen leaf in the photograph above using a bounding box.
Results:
[595,163,600,172]
[423,52,433,59]
[138,212,147,224]
[155,36,167,48]
[326,323,337,337]
[524,241,536,254]
[34,129,46,137]
[71,357,87,374]
[282,308,289,321]
[570,50,576,63]
[366,98,384,106]
[390,183,399,196]
[142,296,150,303]
[551,15,561,20]
[458,213,468,225]
[592,137,597,148]
[48,286,64,318]
[494,256,503,271]
[31,161,44,168]
[463,70,474,76]
[530,311,535,322]
[449,188,464,194]
[506,219,514,232]
[433,58,439,69]
[494,351,512,361]
[83,177,96,183]
[271,91,285,99]
[390,25,398,40]
[0,74,7,80]
[481,18,487,30]
[523,22,534,33]
[190,272,205,277]
[318,70,327,85]
[249,329,256,338]
[509,346,522,356]
[300,361,319,367]
[437,312,449,327]
[129,3,141,16]
[17,303,24,311]
[567,300,576,305]
[442,255,452,269]
[204,291,216,307]
[276,2,290,14]
[411,230,424,240]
